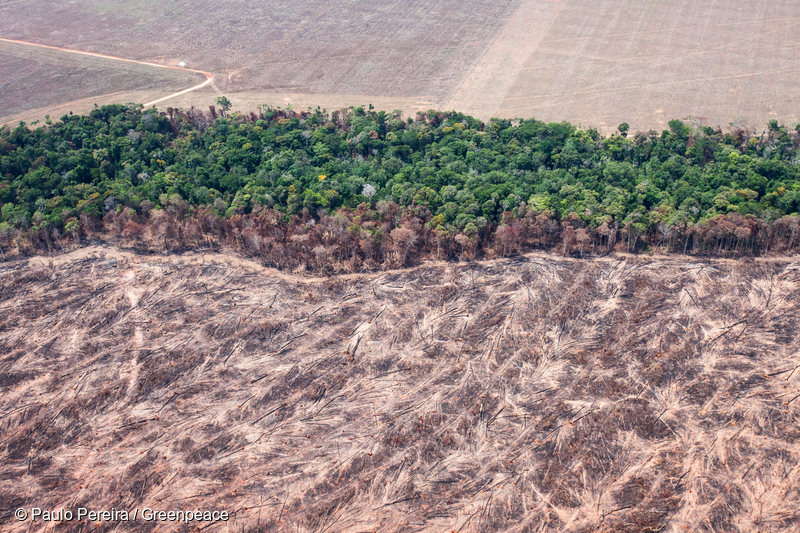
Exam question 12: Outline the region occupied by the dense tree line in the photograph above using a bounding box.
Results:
[1,103,799,268]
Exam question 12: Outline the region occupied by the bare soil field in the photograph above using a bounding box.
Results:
[159,88,437,127]
[478,0,800,132]
[0,0,516,116]
[3,0,800,132]
[1,247,799,532]
[0,39,202,125]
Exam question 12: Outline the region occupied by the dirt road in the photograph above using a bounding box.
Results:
[0,37,218,107]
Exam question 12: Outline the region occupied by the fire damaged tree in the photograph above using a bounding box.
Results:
[576,227,591,256]
[390,226,418,266]
[495,224,517,258]
[3,103,800,264]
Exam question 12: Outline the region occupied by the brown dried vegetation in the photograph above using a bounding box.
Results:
[1,248,799,532]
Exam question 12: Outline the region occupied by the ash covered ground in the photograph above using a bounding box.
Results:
[1,248,799,532]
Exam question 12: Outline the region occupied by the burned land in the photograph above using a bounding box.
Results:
[1,247,799,532]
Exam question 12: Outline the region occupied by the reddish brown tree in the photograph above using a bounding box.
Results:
[390,226,418,265]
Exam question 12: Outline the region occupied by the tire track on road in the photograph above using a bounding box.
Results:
[0,37,220,107]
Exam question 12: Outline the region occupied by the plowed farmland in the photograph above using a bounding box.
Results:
[2,0,800,131]
[1,247,799,531]
[0,39,202,125]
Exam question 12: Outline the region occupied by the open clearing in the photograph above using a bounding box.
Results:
[1,247,799,531]
[0,0,515,126]
[0,39,203,125]
[3,0,800,131]
[479,0,800,132]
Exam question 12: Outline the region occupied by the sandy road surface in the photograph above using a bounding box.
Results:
[0,37,219,107]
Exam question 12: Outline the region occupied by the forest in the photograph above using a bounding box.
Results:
[1,103,799,269]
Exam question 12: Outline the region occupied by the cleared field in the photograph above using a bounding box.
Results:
[1,247,799,532]
[160,88,437,124]
[0,0,516,104]
[3,0,800,131]
[0,39,203,125]
[478,0,800,132]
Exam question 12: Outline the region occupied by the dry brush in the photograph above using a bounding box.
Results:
[1,248,799,532]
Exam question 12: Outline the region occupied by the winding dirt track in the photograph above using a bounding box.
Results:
[0,37,218,106]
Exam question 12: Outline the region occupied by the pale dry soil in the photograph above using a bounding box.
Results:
[0,39,200,125]
[475,0,800,132]
[3,0,800,132]
[1,246,799,532]
[0,0,513,126]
